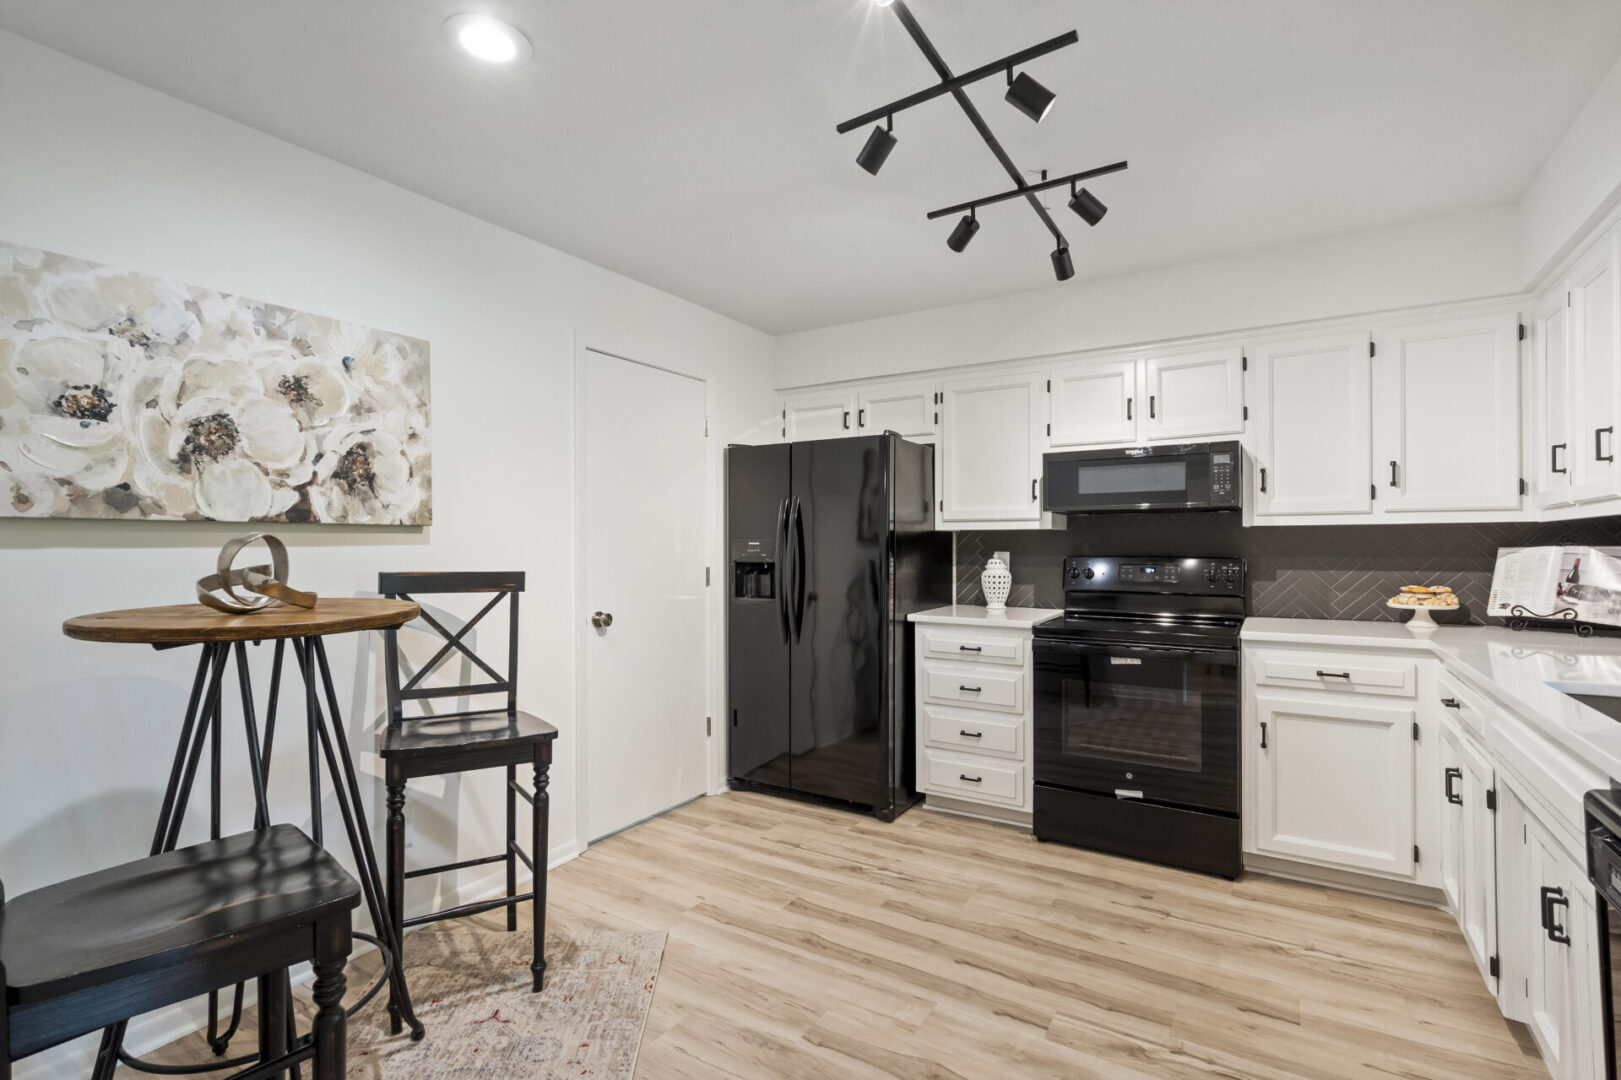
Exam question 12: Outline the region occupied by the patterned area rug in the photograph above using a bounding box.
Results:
[346,926,665,1078]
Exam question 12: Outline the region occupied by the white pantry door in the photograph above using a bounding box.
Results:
[583,348,708,841]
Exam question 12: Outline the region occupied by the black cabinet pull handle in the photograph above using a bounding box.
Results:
[1441,697,1461,709]
[858,408,866,428]
[1260,721,1268,749]
[959,730,983,739]
[1259,466,1267,493]
[1541,886,1571,945]
[1316,670,1352,679]
[958,645,982,652]
[1032,478,1039,502]
[1149,395,1156,419]
[1444,767,1462,805]
[1552,442,1568,474]
[1127,397,1133,421]
[1389,460,1399,487]
[959,685,983,693]
[1599,426,1615,462]
[842,410,850,430]
[959,774,983,783]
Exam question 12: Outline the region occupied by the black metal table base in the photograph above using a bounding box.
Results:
[91,634,422,1080]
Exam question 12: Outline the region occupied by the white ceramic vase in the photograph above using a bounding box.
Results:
[981,554,1012,612]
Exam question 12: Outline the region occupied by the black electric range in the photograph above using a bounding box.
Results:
[1031,556,1246,878]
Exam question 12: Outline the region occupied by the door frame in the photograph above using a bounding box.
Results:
[572,340,720,855]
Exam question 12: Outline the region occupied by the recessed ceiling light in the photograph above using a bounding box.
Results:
[873,0,896,6]
[442,13,532,65]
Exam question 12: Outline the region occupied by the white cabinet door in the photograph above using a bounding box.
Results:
[857,380,937,441]
[1532,287,1576,509]
[1568,227,1621,504]
[939,373,1044,524]
[1048,357,1137,447]
[1253,693,1415,877]
[1376,314,1520,512]
[1455,728,1499,997]
[1438,725,1465,916]
[1250,333,1373,516]
[1140,345,1245,440]
[782,390,856,441]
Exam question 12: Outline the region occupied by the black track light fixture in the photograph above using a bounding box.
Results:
[1068,185,1107,226]
[1005,69,1056,123]
[947,209,979,252]
[856,116,897,176]
[1051,245,1075,282]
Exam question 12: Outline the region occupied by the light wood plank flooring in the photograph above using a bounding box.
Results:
[123,790,1544,1078]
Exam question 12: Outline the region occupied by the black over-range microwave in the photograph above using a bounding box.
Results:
[1042,441,1243,514]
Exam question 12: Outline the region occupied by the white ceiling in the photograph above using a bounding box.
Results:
[3,1,1620,335]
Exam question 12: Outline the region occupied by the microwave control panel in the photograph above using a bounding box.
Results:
[1209,450,1237,503]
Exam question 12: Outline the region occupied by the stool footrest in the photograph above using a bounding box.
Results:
[403,892,533,928]
[403,853,508,881]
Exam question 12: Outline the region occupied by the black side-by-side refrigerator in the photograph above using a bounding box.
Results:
[726,433,951,820]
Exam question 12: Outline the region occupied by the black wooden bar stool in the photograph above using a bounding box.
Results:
[1,825,358,1080]
[377,572,558,1033]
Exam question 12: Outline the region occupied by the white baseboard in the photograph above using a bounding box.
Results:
[1242,852,1447,908]
[12,839,583,1080]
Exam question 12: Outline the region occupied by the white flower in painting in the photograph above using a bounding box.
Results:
[259,353,351,430]
[6,335,133,503]
[308,423,424,524]
[43,267,198,350]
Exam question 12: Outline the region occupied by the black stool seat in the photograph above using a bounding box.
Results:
[379,708,557,764]
[4,825,358,1010]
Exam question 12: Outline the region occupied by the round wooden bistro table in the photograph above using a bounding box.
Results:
[62,598,426,1079]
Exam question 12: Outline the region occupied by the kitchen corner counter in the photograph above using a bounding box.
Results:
[908,605,1063,628]
[1243,616,1621,781]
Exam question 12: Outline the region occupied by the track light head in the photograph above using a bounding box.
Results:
[1005,70,1056,123]
[1051,246,1075,282]
[856,120,897,175]
[947,211,979,253]
[1068,186,1107,226]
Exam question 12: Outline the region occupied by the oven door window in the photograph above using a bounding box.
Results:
[1035,643,1239,814]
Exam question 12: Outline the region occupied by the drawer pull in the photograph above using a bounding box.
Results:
[1444,766,1462,805]
[959,730,983,738]
[1316,670,1351,679]
[959,685,983,693]
[957,645,983,652]
[1441,697,1461,709]
[959,774,983,783]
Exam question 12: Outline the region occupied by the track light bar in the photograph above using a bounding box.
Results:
[834,31,1079,135]
[925,160,1128,220]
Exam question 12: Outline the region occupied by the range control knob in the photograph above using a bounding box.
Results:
[1082,566,1096,580]
[1067,565,1080,579]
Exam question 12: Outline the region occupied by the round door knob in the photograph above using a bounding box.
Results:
[592,611,614,629]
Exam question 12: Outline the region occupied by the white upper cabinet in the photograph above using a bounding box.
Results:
[939,372,1046,525]
[856,380,937,441]
[1249,332,1373,516]
[782,390,856,441]
[1374,314,1520,512]
[1139,345,1246,441]
[1048,358,1137,447]
[1532,287,1575,509]
[1567,227,1620,504]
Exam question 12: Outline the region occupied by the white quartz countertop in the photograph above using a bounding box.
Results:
[908,605,1063,628]
[1243,617,1621,780]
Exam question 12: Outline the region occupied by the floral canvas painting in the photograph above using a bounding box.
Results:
[0,240,431,525]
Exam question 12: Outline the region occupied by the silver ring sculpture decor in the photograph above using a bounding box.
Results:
[196,533,318,613]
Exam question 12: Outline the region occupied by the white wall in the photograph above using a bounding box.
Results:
[0,29,775,1074]
[775,205,1520,387]
[1519,49,1621,286]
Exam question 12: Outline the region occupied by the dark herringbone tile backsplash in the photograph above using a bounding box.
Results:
[955,515,1621,624]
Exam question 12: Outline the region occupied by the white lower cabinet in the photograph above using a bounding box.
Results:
[1498,782,1607,1080]
[912,618,1041,819]
[1252,691,1416,877]
[1439,714,1499,996]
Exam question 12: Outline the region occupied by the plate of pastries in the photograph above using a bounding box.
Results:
[1389,585,1459,608]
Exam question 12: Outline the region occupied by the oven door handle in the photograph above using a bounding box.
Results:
[1035,641,1238,664]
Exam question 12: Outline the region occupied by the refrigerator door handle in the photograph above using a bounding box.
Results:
[775,497,792,643]
[791,496,807,643]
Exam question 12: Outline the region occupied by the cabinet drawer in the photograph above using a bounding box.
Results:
[923,749,1024,806]
[1251,650,1417,698]
[922,705,1023,758]
[920,626,1027,666]
[922,662,1023,712]
[1437,669,1490,741]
